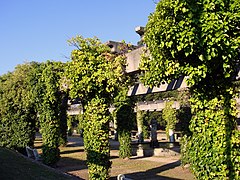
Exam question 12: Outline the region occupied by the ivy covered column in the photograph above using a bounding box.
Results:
[162,101,177,143]
[140,0,240,178]
[37,61,65,166]
[136,109,144,143]
[113,87,134,159]
[66,36,127,179]
[186,89,240,178]
[83,98,111,180]
[115,104,134,159]
[58,91,69,146]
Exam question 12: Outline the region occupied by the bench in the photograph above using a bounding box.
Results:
[25,146,41,161]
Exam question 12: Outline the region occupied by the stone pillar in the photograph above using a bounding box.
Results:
[136,110,144,143]
[113,117,118,141]
[150,118,158,148]
[169,129,175,142]
[137,144,144,157]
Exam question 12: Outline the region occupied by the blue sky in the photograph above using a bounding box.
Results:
[0,0,156,75]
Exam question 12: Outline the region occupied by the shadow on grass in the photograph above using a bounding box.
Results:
[57,152,118,179]
[110,160,181,180]
[66,142,84,147]
[110,155,119,160]
[60,149,84,155]
[57,157,87,169]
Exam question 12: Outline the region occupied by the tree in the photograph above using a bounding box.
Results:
[113,71,134,159]
[36,61,67,165]
[0,62,40,152]
[66,36,126,179]
[140,0,240,179]
[0,60,68,166]
[114,100,134,159]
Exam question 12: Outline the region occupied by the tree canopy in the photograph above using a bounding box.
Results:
[65,36,127,179]
[141,0,240,89]
[140,0,240,179]
[66,36,126,104]
[0,62,40,150]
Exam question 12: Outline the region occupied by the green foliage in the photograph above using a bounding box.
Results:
[0,63,39,150]
[77,113,85,135]
[141,0,240,178]
[0,61,68,165]
[141,0,240,88]
[176,106,191,135]
[83,98,111,180]
[136,110,167,139]
[142,124,150,139]
[162,101,177,138]
[145,111,165,128]
[185,93,239,178]
[67,115,74,136]
[116,104,134,158]
[231,129,240,178]
[67,115,74,131]
[118,130,131,158]
[179,134,190,166]
[136,110,144,142]
[113,72,134,158]
[175,89,192,135]
[133,90,179,102]
[66,36,126,104]
[37,61,66,165]
[66,36,127,179]
[58,92,69,146]
[66,114,83,135]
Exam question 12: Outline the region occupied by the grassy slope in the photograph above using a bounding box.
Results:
[0,147,75,180]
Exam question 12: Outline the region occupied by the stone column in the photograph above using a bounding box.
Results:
[113,116,118,141]
[169,129,175,142]
[136,110,144,143]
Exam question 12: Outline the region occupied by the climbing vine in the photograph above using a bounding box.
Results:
[113,74,134,159]
[115,102,134,159]
[66,36,127,179]
[83,98,112,179]
[140,0,240,179]
[37,61,67,165]
[136,109,144,142]
[162,101,177,140]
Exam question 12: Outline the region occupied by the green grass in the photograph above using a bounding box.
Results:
[0,147,76,180]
